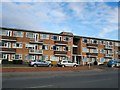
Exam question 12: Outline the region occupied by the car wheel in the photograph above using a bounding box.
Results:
[73,65,77,67]
[48,64,52,67]
[62,65,65,67]
[111,64,115,67]
[34,64,37,67]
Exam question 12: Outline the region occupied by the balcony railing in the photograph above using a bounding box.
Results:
[104,45,113,49]
[29,49,43,55]
[29,39,43,44]
[86,53,98,56]
[104,54,113,58]
[87,43,98,49]
[1,48,16,53]
[54,51,67,55]
[54,41,68,46]
[1,36,17,42]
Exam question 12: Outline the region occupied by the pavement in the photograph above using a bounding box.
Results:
[2,66,119,88]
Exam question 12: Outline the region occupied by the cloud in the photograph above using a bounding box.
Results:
[1,2,118,40]
[98,24,118,38]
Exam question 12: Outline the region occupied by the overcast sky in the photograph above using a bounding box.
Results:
[1,1,119,40]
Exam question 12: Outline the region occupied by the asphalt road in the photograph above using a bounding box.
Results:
[2,68,119,88]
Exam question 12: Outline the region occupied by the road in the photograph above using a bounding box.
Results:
[2,68,119,88]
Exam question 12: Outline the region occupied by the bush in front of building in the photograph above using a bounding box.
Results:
[13,60,23,64]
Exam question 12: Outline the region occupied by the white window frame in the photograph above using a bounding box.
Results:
[40,34,49,39]
[12,42,22,48]
[2,54,7,59]
[13,31,23,37]
[82,47,89,52]
[12,54,22,60]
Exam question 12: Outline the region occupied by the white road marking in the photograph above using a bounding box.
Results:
[28,85,53,88]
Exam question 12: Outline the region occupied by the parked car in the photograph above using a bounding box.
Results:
[29,60,52,67]
[107,60,120,67]
[57,60,79,67]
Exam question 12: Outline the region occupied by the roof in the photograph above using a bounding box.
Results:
[1,27,120,42]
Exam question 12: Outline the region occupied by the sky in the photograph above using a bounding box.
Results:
[0,1,119,40]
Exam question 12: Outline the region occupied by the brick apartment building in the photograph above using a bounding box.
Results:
[0,27,120,64]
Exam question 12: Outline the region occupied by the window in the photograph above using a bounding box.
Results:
[42,56,48,61]
[82,47,89,52]
[90,49,98,53]
[50,56,59,61]
[56,46,60,51]
[90,39,98,44]
[59,36,62,41]
[53,46,56,50]
[82,57,87,62]
[2,54,7,59]
[2,30,12,36]
[2,42,11,48]
[12,54,22,60]
[50,45,53,50]
[13,31,23,37]
[40,34,49,39]
[100,49,105,54]
[51,35,58,40]
[115,42,119,46]
[100,58,105,63]
[106,41,113,46]
[82,38,89,43]
[68,46,71,51]
[25,55,35,60]
[13,42,22,48]
[26,32,34,38]
[63,36,69,41]
[109,41,113,45]
[42,45,48,50]
[99,40,105,44]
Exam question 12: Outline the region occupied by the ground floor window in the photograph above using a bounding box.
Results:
[100,58,105,63]
[2,54,7,59]
[12,54,22,60]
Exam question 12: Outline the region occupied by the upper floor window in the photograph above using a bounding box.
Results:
[13,31,23,37]
[100,49,105,54]
[40,34,49,39]
[2,41,11,48]
[63,36,69,41]
[90,49,98,53]
[82,47,89,52]
[42,45,49,50]
[13,42,22,48]
[51,35,58,40]
[90,39,98,44]
[82,38,89,43]
[106,41,113,46]
[26,32,34,38]
[99,40,105,44]
[2,30,12,36]
[115,42,119,46]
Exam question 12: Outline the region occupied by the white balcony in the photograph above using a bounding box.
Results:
[29,49,43,55]
[104,54,113,58]
[104,45,113,49]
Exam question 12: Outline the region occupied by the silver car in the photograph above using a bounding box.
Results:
[29,60,52,67]
[57,60,79,67]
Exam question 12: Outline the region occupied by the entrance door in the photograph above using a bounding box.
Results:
[76,56,80,64]
[7,54,11,61]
